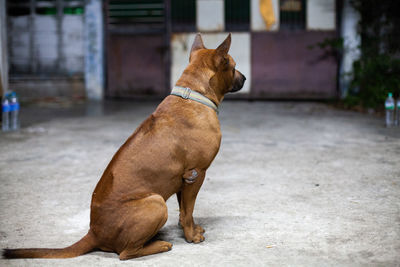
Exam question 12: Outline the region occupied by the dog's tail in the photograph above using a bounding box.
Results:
[2,231,97,259]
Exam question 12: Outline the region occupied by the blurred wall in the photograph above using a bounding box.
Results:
[84,0,104,100]
[307,0,335,30]
[168,0,337,99]
[339,0,360,98]
[6,0,86,100]
[7,6,84,74]
[251,0,280,31]
[197,0,224,32]
[0,0,8,96]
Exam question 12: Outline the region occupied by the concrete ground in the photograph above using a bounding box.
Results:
[0,100,399,266]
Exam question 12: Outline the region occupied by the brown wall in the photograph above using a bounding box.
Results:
[251,31,338,99]
[107,34,167,98]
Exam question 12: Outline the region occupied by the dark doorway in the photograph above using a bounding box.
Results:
[105,0,170,98]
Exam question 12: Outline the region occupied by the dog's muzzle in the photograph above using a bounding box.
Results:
[231,71,246,93]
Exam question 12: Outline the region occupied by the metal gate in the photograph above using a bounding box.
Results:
[105,0,170,98]
[7,0,85,75]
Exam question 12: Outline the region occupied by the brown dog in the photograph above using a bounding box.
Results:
[3,33,246,260]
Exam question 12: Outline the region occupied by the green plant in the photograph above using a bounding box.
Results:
[308,37,344,63]
[349,55,400,108]
[346,0,400,109]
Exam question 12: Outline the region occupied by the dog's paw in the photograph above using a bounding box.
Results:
[159,241,173,252]
[185,229,205,243]
[192,232,205,243]
[195,224,205,234]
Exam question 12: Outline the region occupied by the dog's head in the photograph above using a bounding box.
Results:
[188,33,246,98]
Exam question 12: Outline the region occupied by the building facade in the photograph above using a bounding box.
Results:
[1,0,359,100]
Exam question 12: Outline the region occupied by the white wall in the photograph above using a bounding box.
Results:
[33,16,59,72]
[339,0,360,98]
[307,0,336,30]
[84,0,104,100]
[171,33,251,94]
[8,16,30,73]
[197,0,224,32]
[8,13,84,74]
[252,0,335,31]
[251,0,280,31]
[62,15,84,73]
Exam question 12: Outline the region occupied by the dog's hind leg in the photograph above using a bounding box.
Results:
[119,240,172,260]
[117,194,172,260]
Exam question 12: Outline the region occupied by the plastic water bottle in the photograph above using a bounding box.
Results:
[395,98,400,126]
[9,92,20,131]
[2,93,10,132]
[385,93,395,127]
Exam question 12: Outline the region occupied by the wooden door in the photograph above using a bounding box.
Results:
[105,0,169,98]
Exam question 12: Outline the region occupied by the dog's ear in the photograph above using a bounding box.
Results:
[189,33,205,62]
[190,33,205,55]
[215,33,231,56]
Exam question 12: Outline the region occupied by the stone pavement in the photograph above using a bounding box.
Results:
[0,100,399,266]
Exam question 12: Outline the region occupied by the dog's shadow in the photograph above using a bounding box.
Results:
[155,216,222,242]
[90,215,244,260]
[157,215,242,241]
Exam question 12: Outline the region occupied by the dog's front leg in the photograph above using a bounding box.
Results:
[178,170,206,243]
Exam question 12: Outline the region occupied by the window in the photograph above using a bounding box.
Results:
[7,0,85,75]
[171,0,196,32]
[107,0,164,32]
[280,0,306,30]
[225,0,250,31]
[8,0,84,16]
